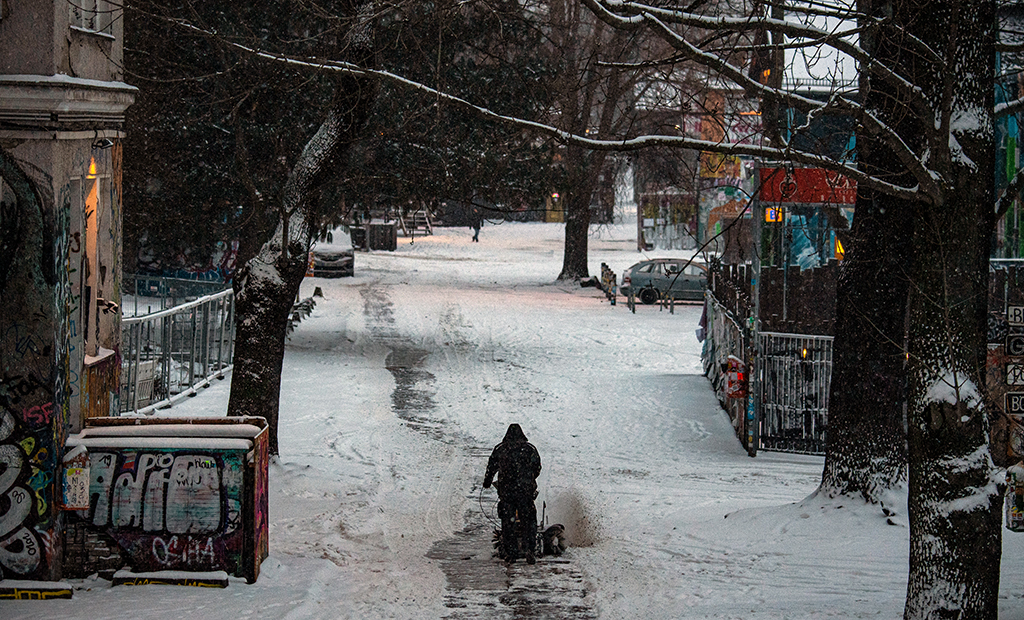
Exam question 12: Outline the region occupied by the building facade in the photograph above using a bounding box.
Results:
[0,0,134,581]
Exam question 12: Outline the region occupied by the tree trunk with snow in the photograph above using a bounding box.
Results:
[228,238,308,455]
[227,13,377,455]
[900,0,1001,615]
[820,192,911,501]
[820,0,914,502]
[904,182,1001,618]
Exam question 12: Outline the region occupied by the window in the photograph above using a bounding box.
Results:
[69,0,114,35]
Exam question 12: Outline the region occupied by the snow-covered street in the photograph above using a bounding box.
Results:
[8,221,1024,619]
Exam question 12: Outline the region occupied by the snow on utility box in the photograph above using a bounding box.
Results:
[63,417,269,583]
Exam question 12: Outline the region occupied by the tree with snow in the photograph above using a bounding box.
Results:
[567,0,1003,614]
[125,0,379,454]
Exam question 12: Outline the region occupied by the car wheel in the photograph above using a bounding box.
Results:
[639,287,659,305]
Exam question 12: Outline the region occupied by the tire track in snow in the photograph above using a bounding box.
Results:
[361,283,447,440]
[360,282,597,618]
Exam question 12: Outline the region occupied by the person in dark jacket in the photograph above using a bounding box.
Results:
[483,423,542,564]
[470,207,482,242]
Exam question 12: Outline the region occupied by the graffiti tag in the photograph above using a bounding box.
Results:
[0,409,43,576]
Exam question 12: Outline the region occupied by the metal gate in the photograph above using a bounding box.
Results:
[756,332,832,454]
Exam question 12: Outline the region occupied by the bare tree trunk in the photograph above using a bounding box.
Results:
[560,193,592,280]
[559,146,603,281]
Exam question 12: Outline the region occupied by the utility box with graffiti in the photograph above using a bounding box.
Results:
[63,417,269,583]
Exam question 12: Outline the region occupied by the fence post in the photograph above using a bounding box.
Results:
[202,302,211,385]
[217,296,228,378]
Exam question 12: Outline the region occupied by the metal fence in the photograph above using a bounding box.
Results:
[756,332,833,454]
[120,289,235,414]
[124,274,231,316]
[703,294,752,451]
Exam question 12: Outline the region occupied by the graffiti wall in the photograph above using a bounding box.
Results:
[0,146,70,581]
[72,448,247,575]
[0,393,58,579]
[253,426,269,577]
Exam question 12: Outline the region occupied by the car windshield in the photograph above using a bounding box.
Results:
[317,226,353,250]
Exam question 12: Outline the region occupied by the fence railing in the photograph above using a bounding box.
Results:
[124,274,231,316]
[120,289,235,414]
[756,332,833,454]
[703,293,753,452]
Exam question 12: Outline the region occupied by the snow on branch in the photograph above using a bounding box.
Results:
[168,18,927,204]
[583,5,939,201]
[581,0,936,120]
[996,96,1024,119]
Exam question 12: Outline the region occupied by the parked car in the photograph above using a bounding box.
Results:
[620,258,707,304]
[311,228,355,278]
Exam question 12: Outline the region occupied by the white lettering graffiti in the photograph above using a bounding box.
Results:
[90,452,223,534]
[151,535,216,566]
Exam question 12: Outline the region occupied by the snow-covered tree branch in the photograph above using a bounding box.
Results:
[173,21,927,203]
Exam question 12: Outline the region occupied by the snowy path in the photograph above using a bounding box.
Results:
[9,223,1024,619]
[362,276,598,618]
[425,476,596,620]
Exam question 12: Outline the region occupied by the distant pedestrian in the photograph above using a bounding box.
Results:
[471,208,482,242]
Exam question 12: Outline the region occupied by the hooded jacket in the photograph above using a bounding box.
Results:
[483,424,541,498]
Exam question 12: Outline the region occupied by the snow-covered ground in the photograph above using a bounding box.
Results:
[8,221,1024,619]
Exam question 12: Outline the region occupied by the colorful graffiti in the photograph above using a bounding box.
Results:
[0,359,58,580]
[80,449,247,574]
[253,427,269,581]
[0,139,73,583]
[111,574,226,588]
